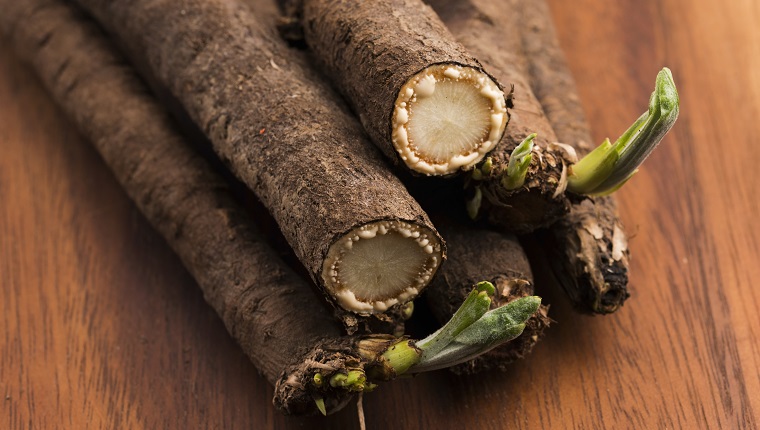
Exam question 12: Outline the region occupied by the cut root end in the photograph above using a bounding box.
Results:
[321,220,443,314]
[392,64,507,175]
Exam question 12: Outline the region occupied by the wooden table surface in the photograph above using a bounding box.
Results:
[2,0,759,428]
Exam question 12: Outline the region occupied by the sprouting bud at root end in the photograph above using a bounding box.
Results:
[502,133,537,190]
[567,67,679,195]
[392,64,507,175]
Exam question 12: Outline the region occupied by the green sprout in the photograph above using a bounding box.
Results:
[480,156,493,176]
[314,396,327,416]
[313,373,324,387]
[329,369,367,391]
[369,282,539,376]
[502,133,536,190]
[313,282,540,415]
[400,301,414,320]
[470,157,492,181]
[568,67,680,195]
[415,281,495,360]
[466,186,483,220]
[410,295,541,373]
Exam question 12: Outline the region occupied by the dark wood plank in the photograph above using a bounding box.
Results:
[1,0,759,428]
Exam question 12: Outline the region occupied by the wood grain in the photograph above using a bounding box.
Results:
[1,0,759,428]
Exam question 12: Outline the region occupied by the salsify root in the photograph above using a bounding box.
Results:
[430,0,630,312]
[0,0,346,413]
[279,0,509,176]
[508,0,629,312]
[0,0,542,415]
[438,0,678,312]
[72,0,447,325]
[429,0,576,233]
[518,0,641,313]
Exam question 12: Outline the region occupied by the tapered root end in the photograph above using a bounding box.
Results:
[547,199,631,314]
[322,220,443,314]
[392,64,507,175]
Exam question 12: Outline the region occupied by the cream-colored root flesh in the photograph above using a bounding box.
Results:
[321,220,442,314]
[392,64,507,175]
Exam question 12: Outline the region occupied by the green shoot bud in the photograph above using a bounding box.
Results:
[400,301,414,320]
[502,133,536,190]
[345,370,366,389]
[364,382,378,392]
[313,373,323,387]
[481,157,493,176]
[471,167,484,181]
[410,296,541,373]
[568,67,679,195]
[466,186,482,220]
[329,373,347,387]
[471,157,493,182]
[314,397,327,416]
[415,282,495,359]
[329,370,367,391]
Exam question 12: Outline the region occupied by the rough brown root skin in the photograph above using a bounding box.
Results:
[274,337,364,416]
[341,305,409,337]
[0,0,355,411]
[518,0,631,312]
[274,334,413,415]
[284,0,508,175]
[519,0,595,155]
[75,0,445,327]
[429,0,572,231]
[544,198,630,314]
[475,145,573,233]
[424,218,549,373]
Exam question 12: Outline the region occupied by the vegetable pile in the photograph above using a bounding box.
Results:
[0,0,679,417]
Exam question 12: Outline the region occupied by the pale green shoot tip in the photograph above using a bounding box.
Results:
[568,67,679,195]
[314,397,327,416]
[466,186,482,220]
[329,370,367,391]
[313,373,323,387]
[474,280,496,296]
[502,133,536,190]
